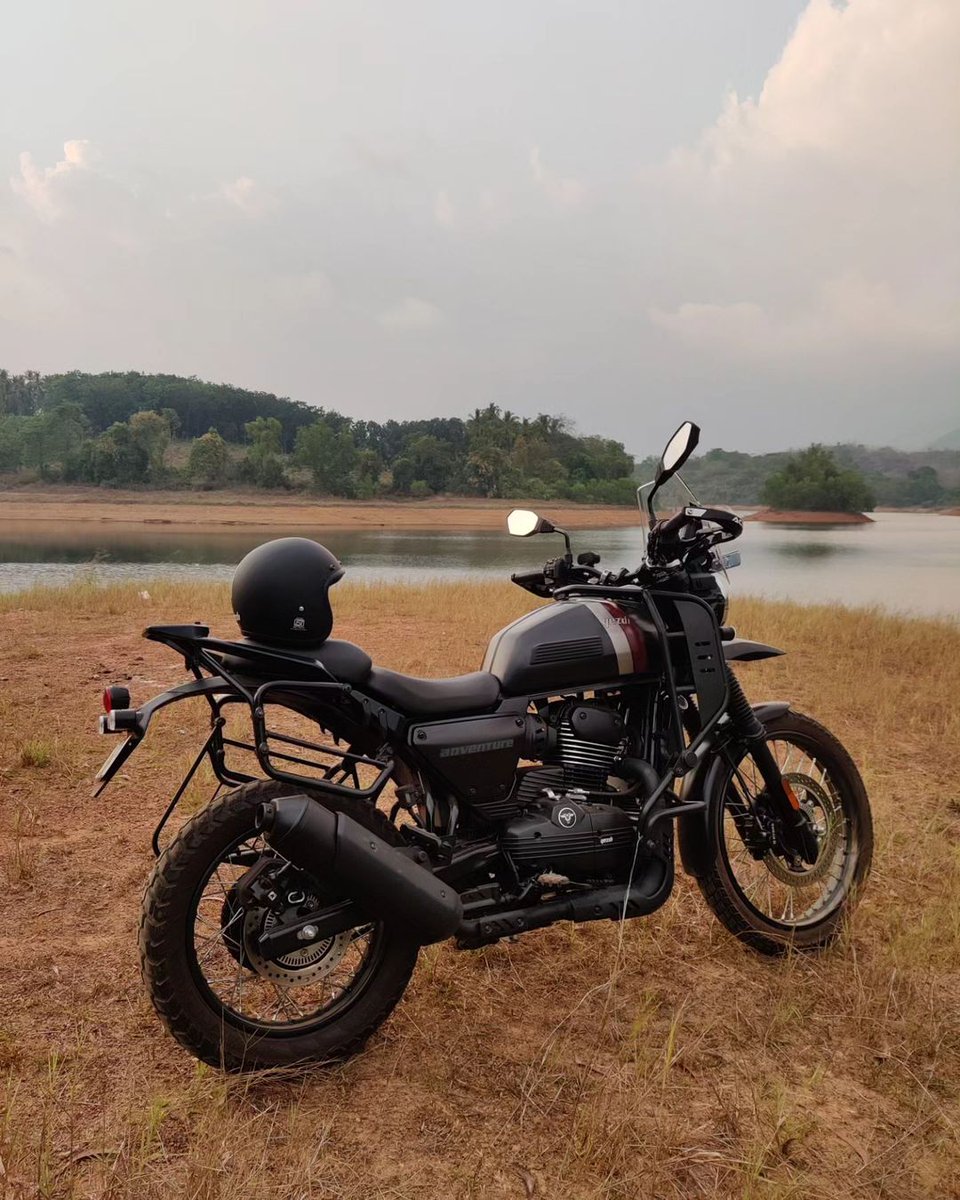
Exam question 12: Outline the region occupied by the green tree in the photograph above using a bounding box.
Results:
[761,445,875,513]
[390,455,416,495]
[20,403,88,479]
[406,435,455,493]
[901,466,944,507]
[0,370,45,417]
[294,420,358,494]
[243,416,286,488]
[467,444,509,497]
[188,428,230,489]
[0,416,24,472]
[129,410,171,481]
[85,422,150,486]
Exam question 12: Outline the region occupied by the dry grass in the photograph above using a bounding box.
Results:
[0,580,958,1199]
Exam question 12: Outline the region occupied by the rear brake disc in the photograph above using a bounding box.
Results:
[241,908,352,987]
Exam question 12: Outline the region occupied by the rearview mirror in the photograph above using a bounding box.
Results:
[659,421,700,480]
[507,509,555,537]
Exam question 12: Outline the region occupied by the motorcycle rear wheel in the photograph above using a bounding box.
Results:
[697,710,873,955]
[139,780,420,1072]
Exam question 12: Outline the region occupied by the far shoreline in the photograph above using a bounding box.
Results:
[745,508,874,525]
[0,487,644,532]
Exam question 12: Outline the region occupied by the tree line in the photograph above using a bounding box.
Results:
[0,370,636,502]
[2,369,956,509]
[636,442,960,510]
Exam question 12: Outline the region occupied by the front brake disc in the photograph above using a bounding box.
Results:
[763,772,840,885]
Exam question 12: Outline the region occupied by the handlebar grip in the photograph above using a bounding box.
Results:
[655,510,691,536]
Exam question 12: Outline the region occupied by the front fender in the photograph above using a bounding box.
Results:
[723,638,784,662]
[676,701,790,878]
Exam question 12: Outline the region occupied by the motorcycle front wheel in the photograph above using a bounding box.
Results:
[139,780,420,1072]
[697,710,873,955]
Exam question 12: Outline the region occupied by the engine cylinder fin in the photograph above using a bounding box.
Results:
[552,714,620,788]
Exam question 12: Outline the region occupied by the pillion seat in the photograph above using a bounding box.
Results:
[219,638,502,717]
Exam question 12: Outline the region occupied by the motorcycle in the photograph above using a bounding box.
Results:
[96,420,872,1071]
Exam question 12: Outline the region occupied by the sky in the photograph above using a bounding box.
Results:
[0,0,957,455]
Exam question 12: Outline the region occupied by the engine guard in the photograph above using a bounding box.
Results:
[676,701,791,879]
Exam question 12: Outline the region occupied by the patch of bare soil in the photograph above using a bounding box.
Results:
[1,582,958,1198]
[0,490,642,532]
[746,509,873,525]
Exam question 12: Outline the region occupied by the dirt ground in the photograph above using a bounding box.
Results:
[0,489,641,532]
[745,510,873,525]
[1,580,958,1198]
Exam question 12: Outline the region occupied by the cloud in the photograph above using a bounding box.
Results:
[434,189,455,229]
[377,296,443,332]
[530,147,586,210]
[11,139,100,221]
[218,175,278,218]
[650,273,960,362]
[652,0,959,364]
[669,0,957,179]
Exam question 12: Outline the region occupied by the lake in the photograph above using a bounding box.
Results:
[0,512,957,619]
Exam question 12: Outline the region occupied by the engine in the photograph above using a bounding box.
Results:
[502,700,640,885]
[501,795,637,884]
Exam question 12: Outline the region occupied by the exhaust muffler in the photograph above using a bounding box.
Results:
[257,795,462,945]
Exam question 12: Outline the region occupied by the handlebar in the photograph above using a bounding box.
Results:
[647,505,742,567]
[510,504,742,598]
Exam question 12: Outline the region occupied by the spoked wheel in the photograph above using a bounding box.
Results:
[140,781,419,1071]
[697,710,873,954]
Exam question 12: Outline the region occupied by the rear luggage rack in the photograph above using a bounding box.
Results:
[140,628,397,855]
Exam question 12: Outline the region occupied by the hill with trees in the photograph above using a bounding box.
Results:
[0,370,636,502]
[2,369,957,508]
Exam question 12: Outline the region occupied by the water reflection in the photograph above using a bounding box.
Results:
[771,541,860,560]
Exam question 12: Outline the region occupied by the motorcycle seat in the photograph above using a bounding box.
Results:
[218,639,501,716]
[363,666,501,716]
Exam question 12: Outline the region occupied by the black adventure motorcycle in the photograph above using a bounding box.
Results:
[95,421,872,1071]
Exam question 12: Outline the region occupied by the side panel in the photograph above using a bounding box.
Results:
[409,713,526,819]
[484,600,660,697]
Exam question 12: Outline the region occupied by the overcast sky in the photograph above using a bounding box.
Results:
[0,0,956,454]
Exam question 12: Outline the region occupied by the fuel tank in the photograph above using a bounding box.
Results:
[483,598,661,696]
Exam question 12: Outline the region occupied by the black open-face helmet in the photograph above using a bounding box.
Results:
[232,537,344,647]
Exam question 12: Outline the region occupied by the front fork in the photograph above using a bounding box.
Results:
[723,669,819,865]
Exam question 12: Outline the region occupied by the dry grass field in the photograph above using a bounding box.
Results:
[1,580,958,1199]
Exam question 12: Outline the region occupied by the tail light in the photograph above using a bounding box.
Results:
[99,686,139,734]
[102,686,131,713]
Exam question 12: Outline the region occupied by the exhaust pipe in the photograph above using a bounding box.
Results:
[257,795,462,945]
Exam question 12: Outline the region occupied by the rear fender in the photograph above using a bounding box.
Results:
[676,701,790,878]
[93,676,234,795]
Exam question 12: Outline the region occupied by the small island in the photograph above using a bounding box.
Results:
[746,445,875,525]
[747,508,873,525]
